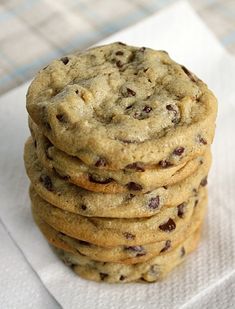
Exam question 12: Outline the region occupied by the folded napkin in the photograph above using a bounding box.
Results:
[0,1,234,308]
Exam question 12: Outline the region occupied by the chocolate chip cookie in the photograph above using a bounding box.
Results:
[30,186,207,246]
[25,137,210,218]
[24,41,217,284]
[32,197,205,264]
[53,227,201,283]
[26,42,217,170]
[29,120,210,193]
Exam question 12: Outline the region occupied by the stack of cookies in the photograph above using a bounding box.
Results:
[24,42,217,283]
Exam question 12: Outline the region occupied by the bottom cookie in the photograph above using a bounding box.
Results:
[53,227,201,283]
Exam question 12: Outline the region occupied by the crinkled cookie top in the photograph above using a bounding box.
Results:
[26,42,217,168]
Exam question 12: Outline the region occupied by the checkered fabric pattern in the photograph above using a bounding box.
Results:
[0,0,235,95]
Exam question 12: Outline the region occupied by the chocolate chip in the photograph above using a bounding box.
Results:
[142,105,152,113]
[39,175,53,191]
[62,175,70,181]
[116,51,124,56]
[126,88,136,97]
[95,158,107,167]
[60,57,69,65]
[120,139,132,144]
[75,90,79,94]
[200,177,208,187]
[160,240,171,253]
[34,140,37,148]
[159,160,173,168]
[166,104,180,124]
[54,89,60,96]
[163,185,168,189]
[194,199,199,207]
[118,42,126,46]
[177,203,186,218]
[181,65,190,75]
[123,232,135,240]
[159,218,176,232]
[133,111,141,119]
[79,240,90,246]
[116,60,123,68]
[125,193,135,201]
[89,175,113,184]
[126,104,133,110]
[124,246,144,252]
[143,68,149,73]
[44,121,51,131]
[119,275,126,281]
[56,114,66,122]
[100,273,108,281]
[126,182,143,191]
[125,162,145,172]
[181,65,196,82]
[198,135,207,145]
[181,246,186,257]
[136,252,146,257]
[173,147,185,156]
[80,204,87,211]
[166,104,177,114]
[139,47,146,52]
[148,196,160,209]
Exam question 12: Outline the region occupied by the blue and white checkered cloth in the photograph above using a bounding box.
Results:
[0,0,235,95]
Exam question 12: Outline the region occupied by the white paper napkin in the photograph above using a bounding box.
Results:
[0,220,60,308]
[0,1,235,308]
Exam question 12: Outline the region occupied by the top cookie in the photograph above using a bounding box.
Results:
[26,42,217,169]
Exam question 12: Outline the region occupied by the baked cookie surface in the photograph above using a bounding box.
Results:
[29,121,211,193]
[30,186,207,246]
[53,227,201,283]
[26,42,217,169]
[25,137,210,218]
[33,198,205,264]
